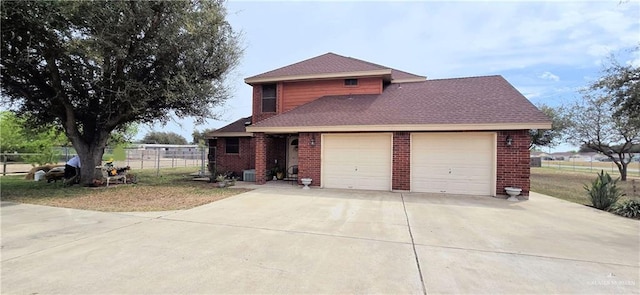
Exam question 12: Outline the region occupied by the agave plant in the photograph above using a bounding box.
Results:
[613,200,640,219]
[584,170,624,211]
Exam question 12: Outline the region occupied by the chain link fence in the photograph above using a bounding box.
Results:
[2,145,209,176]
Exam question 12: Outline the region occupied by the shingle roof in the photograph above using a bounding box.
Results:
[245,53,425,83]
[206,116,252,137]
[248,75,550,130]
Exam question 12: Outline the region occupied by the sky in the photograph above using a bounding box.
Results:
[140,0,640,152]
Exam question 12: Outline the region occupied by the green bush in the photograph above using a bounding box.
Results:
[612,200,640,219]
[584,170,624,210]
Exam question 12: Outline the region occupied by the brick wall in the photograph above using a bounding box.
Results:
[255,133,267,184]
[215,137,254,180]
[393,132,410,190]
[252,83,282,124]
[496,130,531,198]
[298,132,321,186]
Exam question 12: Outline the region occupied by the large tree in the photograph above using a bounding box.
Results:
[529,104,567,149]
[1,0,241,184]
[564,94,639,181]
[592,48,640,124]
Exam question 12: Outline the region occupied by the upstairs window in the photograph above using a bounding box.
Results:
[225,137,239,154]
[344,79,358,86]
[262,84,277,112]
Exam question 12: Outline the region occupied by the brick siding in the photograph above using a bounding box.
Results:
[392,132,410,190]
[251,130,532,197]
[255,133,267,184]
[496,130,531,198]
[297,132,321,186]
[215,137,255,180]
[252,83,282,124]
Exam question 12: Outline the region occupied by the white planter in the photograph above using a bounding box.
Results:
[301,178,312,189]
[505,187,522,201]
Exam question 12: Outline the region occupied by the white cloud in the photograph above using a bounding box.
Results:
[539,71,560,82]
[150,0,640,142]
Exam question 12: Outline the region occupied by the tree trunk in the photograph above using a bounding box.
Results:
[69,132,110,186]
[619,161,628,181]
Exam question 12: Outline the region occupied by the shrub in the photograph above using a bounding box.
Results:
[612,200,640,219]
[584,170,624,210]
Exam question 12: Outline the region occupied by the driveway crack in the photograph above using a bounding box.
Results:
[401,193,427,295]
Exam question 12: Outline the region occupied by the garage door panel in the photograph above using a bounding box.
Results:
[411,133,494,196]
[323,134,391,191]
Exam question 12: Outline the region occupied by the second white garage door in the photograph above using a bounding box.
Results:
[411,133,495,196]
[322,133,392,191]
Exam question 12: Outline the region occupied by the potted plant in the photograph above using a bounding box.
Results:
[271,166,284,180]
[216,174,227,188]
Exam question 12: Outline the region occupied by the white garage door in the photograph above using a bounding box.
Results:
[322,133,392,191]
[411,133,495,196]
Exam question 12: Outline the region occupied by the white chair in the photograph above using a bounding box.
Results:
[102,168,127,187]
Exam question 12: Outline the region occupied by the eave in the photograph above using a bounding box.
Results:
[207,132,253,138]
[246,123,552,133]
[245,69,393,85]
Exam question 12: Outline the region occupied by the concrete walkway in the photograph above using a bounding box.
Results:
[1,188,638,294]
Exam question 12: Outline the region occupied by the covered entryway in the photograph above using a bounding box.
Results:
[411,132,495,196]
[322,133,392,190]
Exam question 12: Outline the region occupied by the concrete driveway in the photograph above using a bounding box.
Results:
[1,187,638,294]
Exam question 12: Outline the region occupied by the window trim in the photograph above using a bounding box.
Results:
[261,84,277,113]
[225,137,240,154]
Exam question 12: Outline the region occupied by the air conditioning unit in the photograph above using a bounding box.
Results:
[243,169,256,182]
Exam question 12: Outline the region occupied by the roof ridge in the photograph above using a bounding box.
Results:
[246,53,341,79]
[342,55,425,79]
[246,52,426,82]
[418,74,503,82]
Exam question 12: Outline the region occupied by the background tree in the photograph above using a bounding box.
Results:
[1,0,241,184]
[564,94,639,181]
[142,131,188,145]
[0,111,68,165]
[192,128,216,145]
[529,104,568,149]
[578,144,598,153]
[592,48,639,125]
[107,123,139,148]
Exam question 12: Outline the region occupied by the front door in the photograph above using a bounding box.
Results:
[287,136,299,170]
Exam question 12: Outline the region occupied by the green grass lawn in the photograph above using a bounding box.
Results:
[530,167,640,205]
[0,167,249,212]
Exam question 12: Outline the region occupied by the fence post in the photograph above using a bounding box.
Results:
[141,150,144,170]
[156,149,160,176]
[200,146,205,176]
[2,154,6,176]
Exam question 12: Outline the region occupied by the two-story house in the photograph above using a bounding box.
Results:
[207,53,551,198]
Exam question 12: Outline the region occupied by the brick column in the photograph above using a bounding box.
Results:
[496,130,531,198]
[255,133,267,184]
[392,132,410,190]
[298,132,321,186]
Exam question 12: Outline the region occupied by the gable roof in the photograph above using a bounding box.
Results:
[207,116,253,138]
[245,53,426,84]
[246,75,551,132]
